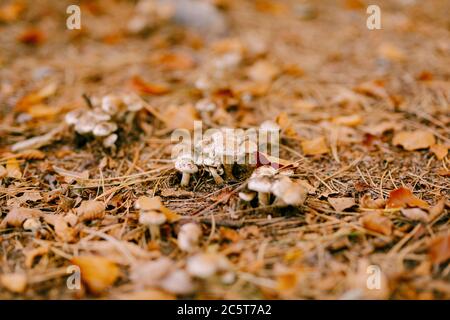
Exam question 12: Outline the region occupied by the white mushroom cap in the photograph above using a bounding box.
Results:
[139,210,167,226]
[271,176,307,206]
[195,99,216,112]
[91,109,112,122]
[74,114,97,134]
[65,109,83,125]
[103,133,118,148]
[93,122,118,137]
[251,165,277,178]
[178,222,202,252]
[186,253,229,279]
[238,191,256,201]
[260,120,281,132]
[175,155,198,174]
[122,93,144,112]
[248,176,273,193]
[101,95,122,115]
[160,269,195,295]
[23,218,41,232]
[130,257,174,286]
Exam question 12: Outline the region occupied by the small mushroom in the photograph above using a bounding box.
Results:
[65,109,83,125]
[177,222,202,252]
[103,133,118,148]
[271,176,307,206]
[93,122,118,137]
[160,269,195,295]
[175,154,198,187]
[247,165,277,205]
[122,93,144,112]
[23,218,41,232]
[136,196,167,241]
[186,253,230,279]
[238,191,256,202]
[74,114,97,134]
[101,95,122,115]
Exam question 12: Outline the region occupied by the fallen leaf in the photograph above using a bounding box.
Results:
[360,194,385,209]
[162,104,199,131]
[71,255,120,294]
[76,200,105,222]
[332,115,363,127]
[392,130,435,151]
[131,75,170,95]
[361,212,393,236]
[301,137,329,156]
[6,191,42,207]
[11,127,62,152]
[428,198,446,222]
[0,207,42,229]
[429,234,450,264]
[430,144,448,160]
[386,187,428,209]
[364,121,398,136]
[43,214,76,242]
[17,28,46,45]
[328,197,356,212]
[17,149,46,160]
[0,273,27,293]
[6,158,22,179]
[401,208,428,222]
[16,82,58,111]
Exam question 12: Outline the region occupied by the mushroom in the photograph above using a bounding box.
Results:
[122,93,144,112]
[135,196,167,241]
[247,165,277,205]
[238,191,256,202]
[23,218,41,232]
[74,114,97,134]
[93,122,118,137]
[177,222,202,252]
[186,253,230,279]
[103,133,118,148]
[101,94,122,115]
[175,154,198,187]
[65,109,83,125]
[160,269,195,295]
[271,176,307,206]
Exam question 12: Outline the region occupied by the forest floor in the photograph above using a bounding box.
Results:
[0,0,449,299]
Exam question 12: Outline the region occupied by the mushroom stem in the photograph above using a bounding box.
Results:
[180,172,191,187]
[209,167,224,185]
[258,192,270,206]
[149,224,160,241]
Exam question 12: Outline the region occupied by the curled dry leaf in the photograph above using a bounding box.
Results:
[361,212,393,236]
[386,187,428,209]
[76,200,105,222]
[43,214,76,242]
[430,144,448,160]
[0,273,27,293]
[428,234,450,265]
[71,255,120,294]
[360,194,385,209]
[131,75,170,95]
[392,130,435,151]
[301,137,329,156]
[328,197,356,212]
[401,208,428,222]
[0,207,42,228]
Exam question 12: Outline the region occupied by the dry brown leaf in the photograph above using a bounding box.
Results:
[1,207,42,229]
[0,2,25,22]
[247,60,279,83]
[332,115,363,127]
[428,198,446,222]
[162,104,199,131]
[16,82,57,111]
[131,75,170,95]
[429,234,450,265]
[328,197,356,212]
[392,130,435,151]
[361,212,393,236]
[76,200,105,222]
[11,128,61,152]
[360,194,385,209]
[386,187,429,209]
[430,144,448,160]
[71,255,120,294]
[275,112,298,138]
[7,191,42,207]
[17,149,46,160]
[364,121,398,136]
[6,158,22,179]
[43,214,76,242]
[401,208,428,222]
[301,137,329,156]
[0,273,27,293]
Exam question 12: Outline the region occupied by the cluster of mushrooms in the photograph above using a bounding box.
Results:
[65,93,144,148]
[175,120,281,187]
[239,165,307,207]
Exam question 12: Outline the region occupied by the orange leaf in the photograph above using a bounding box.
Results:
[392,130,435,151]
[71,255,119,294]
[301,137,329,156]
[386,187,428,209]
[429,234,450,265]
[430,144,448,160]
[361,212,392,236]
[131,76,170,95]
